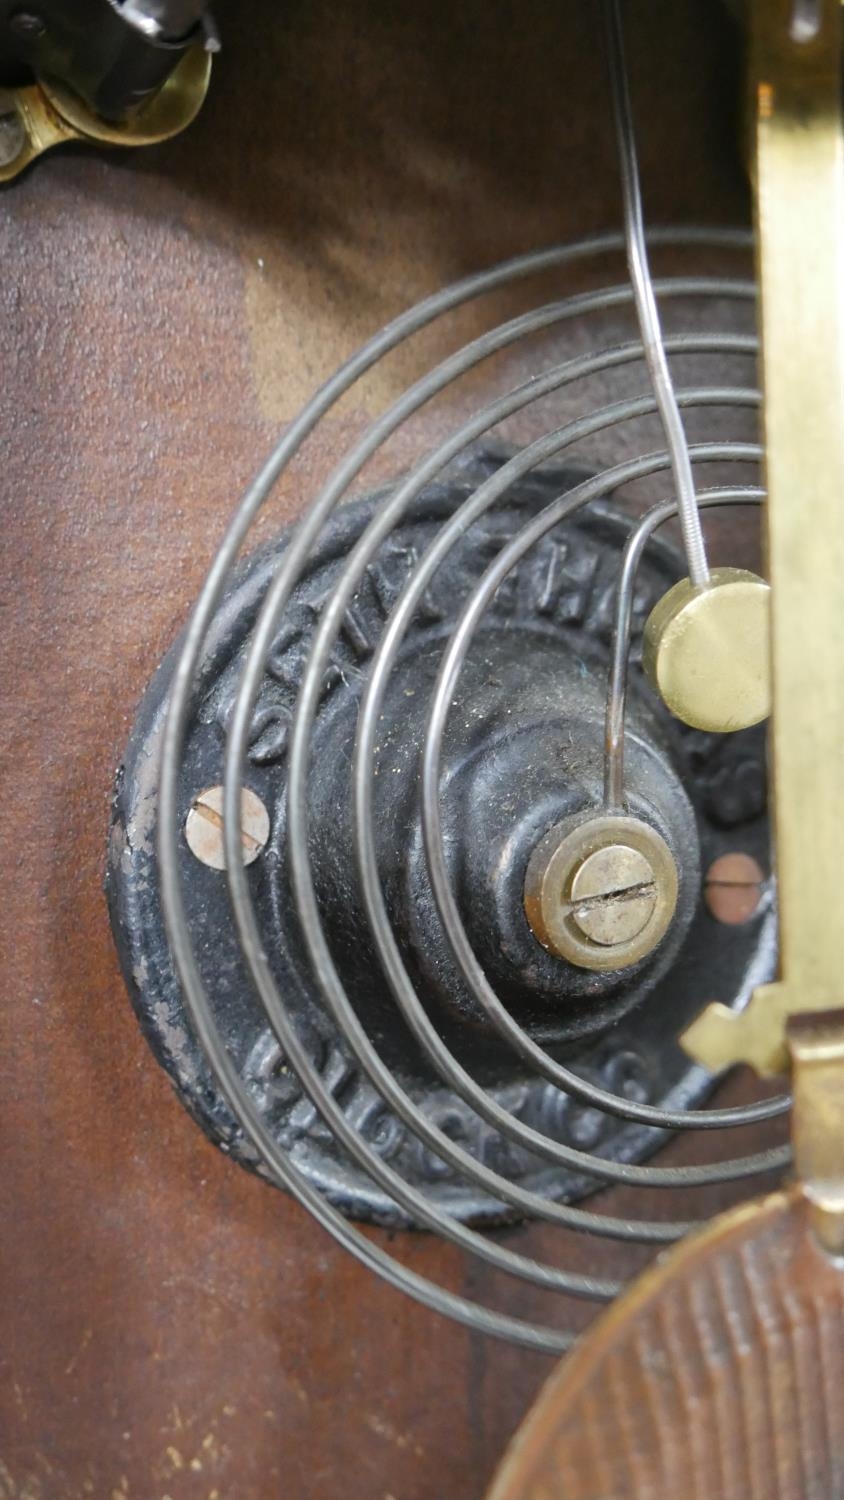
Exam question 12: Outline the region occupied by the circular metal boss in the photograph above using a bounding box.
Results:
[524,814,678,971]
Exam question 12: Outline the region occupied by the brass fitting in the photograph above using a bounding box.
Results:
[524,813,679,973]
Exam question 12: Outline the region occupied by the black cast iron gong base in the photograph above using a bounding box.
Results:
[107,451,774,1226]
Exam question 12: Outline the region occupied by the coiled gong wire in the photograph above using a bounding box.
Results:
[158,10,789,1355]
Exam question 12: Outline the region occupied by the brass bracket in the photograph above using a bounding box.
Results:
[789,1010,844,1255]
[683,0,844,1076]
[0,43,212,184]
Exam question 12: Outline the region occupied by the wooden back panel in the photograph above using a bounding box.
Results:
[0,4,768,1495]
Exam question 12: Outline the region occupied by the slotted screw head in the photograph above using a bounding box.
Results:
[569,844,658,947]
[185,785,270,870]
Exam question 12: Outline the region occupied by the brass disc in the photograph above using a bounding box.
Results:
[642,567,771,733]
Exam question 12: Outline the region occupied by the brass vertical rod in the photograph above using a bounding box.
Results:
[754,0,844,1011]
[683,0,844,1075]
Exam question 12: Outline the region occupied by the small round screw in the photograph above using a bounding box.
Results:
[569,844,657,947]
[185,785,270,871]
[8,11,47,39]
[704,852,765,925]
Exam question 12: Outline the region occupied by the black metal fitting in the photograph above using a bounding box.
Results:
[0,0,215,118]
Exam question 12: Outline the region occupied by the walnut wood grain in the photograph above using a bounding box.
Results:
[489,1189,844,1500]
[0,3,772,1497]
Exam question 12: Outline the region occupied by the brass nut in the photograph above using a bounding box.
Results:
[524,813,679,972]
[642,567,771,734]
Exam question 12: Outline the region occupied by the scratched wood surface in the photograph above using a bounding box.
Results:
[0,4,779,1498]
